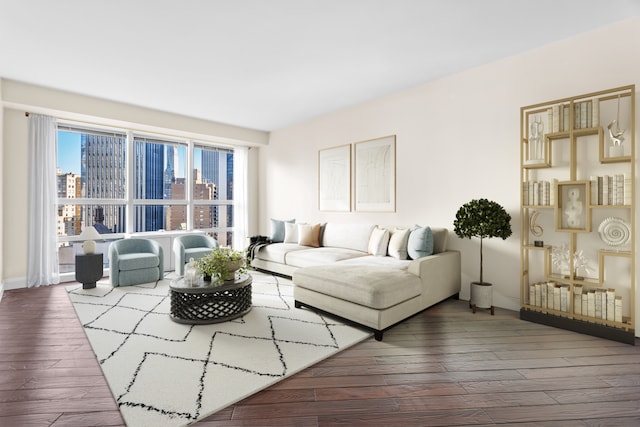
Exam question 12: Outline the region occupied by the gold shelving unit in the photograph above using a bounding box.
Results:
[519,85,636,344]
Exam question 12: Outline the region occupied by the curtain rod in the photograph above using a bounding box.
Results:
[23,110,253,149]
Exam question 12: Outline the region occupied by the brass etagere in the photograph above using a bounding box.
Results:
[519,85,636,344]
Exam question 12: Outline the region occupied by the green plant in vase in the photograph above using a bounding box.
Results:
[453,198,512,285]
[196,247,247,283]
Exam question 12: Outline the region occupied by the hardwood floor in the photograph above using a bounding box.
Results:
[1,283,639,426]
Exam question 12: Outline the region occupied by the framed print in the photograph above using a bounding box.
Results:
[318,144,351,211]
[555,180,591,232]
[354,135,396,212]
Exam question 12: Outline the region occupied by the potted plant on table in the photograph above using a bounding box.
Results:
[196,247,247,283]
[453,198,512,314]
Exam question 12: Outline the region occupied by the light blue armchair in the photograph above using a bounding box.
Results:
[109,238,163,286]
[173,234,219,276]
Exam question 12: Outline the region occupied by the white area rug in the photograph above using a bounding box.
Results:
[67,271,371,427]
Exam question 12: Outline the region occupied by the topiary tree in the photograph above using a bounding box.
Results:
[453,198,512,284]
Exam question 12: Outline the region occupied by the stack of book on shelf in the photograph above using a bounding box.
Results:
[529,282,625,324]
[528,282,570,314]
[590,174,631,205]
[573,99,599,129]
[523,181,552,206]
[547,99,599,133]
[573,285,623,323]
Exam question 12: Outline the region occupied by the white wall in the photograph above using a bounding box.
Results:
[261,17,640,332]
[0,78,4,300]
[1,79,268,289]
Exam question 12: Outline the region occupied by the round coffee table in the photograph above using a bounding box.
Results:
[169,274,252,324]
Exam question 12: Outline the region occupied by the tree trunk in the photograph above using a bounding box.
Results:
[479,236,483,284]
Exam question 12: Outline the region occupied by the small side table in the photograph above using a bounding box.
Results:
[470,281,494,315]
[76,253,103,289]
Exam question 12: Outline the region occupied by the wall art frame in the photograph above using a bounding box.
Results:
[318,144,351,212]
[354,135,396,212]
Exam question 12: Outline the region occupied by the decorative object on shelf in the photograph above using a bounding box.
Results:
[564,187,583,228]
[556,181,590,232]
[572,250,593,280]
[551,244,594,279]
[529,210,543,237]
[598,217,631,247]
[525,116,545,165]
[551,243,571,277]
[608,94,625,157]
[454,198,512,315]
[79,226,101,255]
[196,247,247,283]
[534,240,544,247]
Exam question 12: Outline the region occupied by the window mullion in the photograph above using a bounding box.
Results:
[125,131,134,233]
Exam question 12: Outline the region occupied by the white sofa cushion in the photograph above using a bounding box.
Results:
[254,243,307,264]
[286,247,367,268]
[283,222,298,243]
[337,255,411,270]
[430,227,449,254]
[293,265,422,309]
[322,223,376,252]
[368,227,390,256]
[270,218,295,242]
[388,228,410,259]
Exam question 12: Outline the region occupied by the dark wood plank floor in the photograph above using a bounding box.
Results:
[1,282,639,426]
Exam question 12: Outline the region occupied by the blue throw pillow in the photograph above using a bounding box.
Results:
[407,226,433,259]
[270,218,295,243]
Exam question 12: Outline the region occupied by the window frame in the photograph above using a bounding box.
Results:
[55,122,237,274]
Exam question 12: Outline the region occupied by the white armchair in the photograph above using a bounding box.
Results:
[173,234,219,275]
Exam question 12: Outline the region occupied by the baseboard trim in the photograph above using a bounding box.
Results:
[3,277,27,291]
[520,308,636,345]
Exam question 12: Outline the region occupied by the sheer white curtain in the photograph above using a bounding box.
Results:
[232,146,249,251]
[27,114,60,287]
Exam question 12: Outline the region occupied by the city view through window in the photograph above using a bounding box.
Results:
[56,126,235,273]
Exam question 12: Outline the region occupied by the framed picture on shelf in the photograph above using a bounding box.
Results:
[555,181,591,232]
[318,144,351,212]
[354,135,396,212]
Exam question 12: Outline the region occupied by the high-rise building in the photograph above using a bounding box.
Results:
[201,150,234,233]
[164,145,177,199]
[133,140,165,231]
[81,134,126,233]
[56,170,81,236]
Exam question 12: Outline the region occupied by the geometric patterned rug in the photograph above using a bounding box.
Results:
[66,271,371,427]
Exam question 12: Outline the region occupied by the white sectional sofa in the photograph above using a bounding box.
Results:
[251,222,461,340]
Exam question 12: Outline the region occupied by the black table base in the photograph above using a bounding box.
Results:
[170,278,252,324]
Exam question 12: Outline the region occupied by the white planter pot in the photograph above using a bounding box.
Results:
[470,281,494,315]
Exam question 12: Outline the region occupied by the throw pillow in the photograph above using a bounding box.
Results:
[388,228,410,260]
[298,223,321,247]
[284,222,298,243]
[368,227,390,256]
[270,218,295,243]
[407,225,434,259]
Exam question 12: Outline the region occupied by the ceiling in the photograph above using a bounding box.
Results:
[1,1,639,132]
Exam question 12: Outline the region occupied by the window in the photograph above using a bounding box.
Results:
[133,135,187,232]
[56,124,237,273]
[193,144,234,246]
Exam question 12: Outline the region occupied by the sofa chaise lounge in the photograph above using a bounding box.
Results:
[251,222,461,340]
